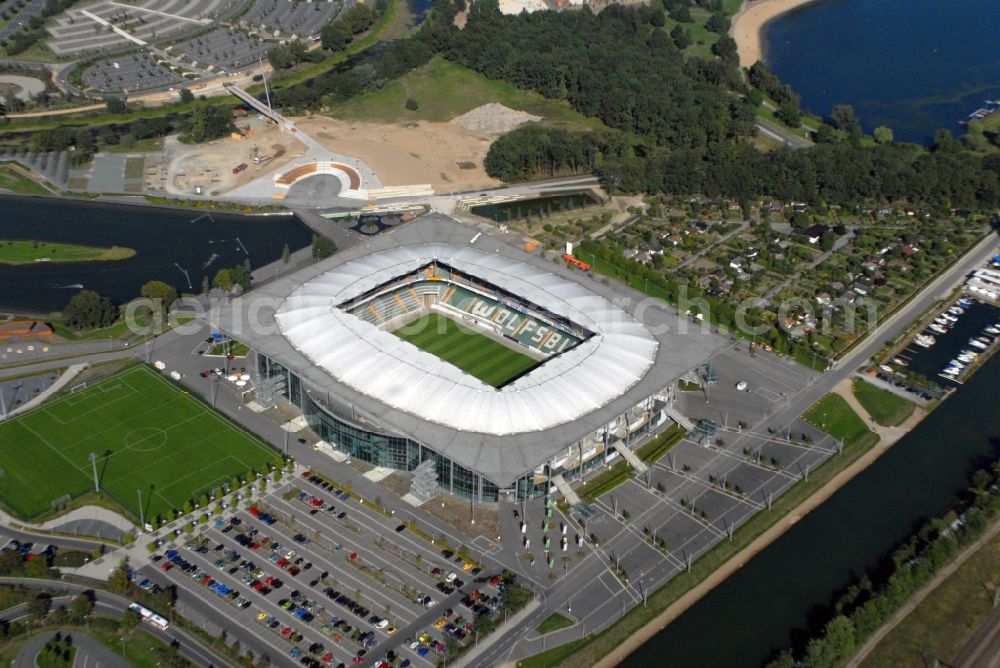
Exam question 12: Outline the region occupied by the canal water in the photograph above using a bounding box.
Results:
[622,353,1000,666]
[0,196,313,315]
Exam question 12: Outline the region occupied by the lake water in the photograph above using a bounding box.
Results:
[0,196,313,315]
[623,352,1000,666]
[764,0,1000,144]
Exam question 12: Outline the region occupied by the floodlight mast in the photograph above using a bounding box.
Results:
[89,453,99,493]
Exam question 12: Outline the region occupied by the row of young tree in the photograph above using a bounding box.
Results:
[767,458,1000,668]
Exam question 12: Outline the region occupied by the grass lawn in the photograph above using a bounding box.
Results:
[0,164,50,194]
[802,393,876,447]
[862,522,1000,667]
[124,157,144,179]
[579,460,633,503]
[393,313,538,387]
[516,638,588,668]
[329,56,604,130]
[852,379,915,427]
[51,318,141,341]
[0,240,135,265]
[635,425,687,464]
[207,340,249,357]
[0,365,280,520]
[536,612,574,635]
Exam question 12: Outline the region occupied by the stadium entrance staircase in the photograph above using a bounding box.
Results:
[665,407,695,431]
[551,474,581,506]
[612,441,648,475]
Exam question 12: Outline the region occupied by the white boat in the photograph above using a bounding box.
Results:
[892,357,909,366]
[957,298,974,308]
[948,360,966,369]
[970,339,988,350]
[958,355,976,364]
[915,334,936,348]
[977,336,992,345]
[984,326,999,335]
[929,324,948,334]
[934,316,951,326]
[948,306,965,316]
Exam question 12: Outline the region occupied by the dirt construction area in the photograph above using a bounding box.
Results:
[296,116,502,192]
[165,116,307,197]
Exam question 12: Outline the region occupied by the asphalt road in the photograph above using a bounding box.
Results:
[13,629,130,668]
[0,577,232,667]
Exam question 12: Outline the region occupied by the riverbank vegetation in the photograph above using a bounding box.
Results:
[0,240,135,265]
[851,379,915,427]
[766,456,1000,668]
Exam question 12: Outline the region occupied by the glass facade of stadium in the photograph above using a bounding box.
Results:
[256,352,673,502]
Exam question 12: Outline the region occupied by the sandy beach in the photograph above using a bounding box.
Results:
[730,0,823,67]
[592,378,926,668]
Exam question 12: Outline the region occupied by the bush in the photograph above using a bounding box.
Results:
[405,98,418,111]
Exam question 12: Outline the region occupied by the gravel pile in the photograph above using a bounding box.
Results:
[451,103,542,136]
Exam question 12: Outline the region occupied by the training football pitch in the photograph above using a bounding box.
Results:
[394,313,538,387]
[0,365,280,521]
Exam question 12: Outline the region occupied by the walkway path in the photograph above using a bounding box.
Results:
[830,378,924,447]
[845,517,1000,668]
[3,363,87,420]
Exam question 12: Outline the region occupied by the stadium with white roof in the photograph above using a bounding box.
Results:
[215,215,725,501]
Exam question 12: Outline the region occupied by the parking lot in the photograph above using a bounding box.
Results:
[134,467,516,668]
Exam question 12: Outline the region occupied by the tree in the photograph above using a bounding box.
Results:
[120,609,140,631]
[320,22,350,52]
[820,229,836,252]
[140,280,178,320]
[873,125,894,144]
[105,96,126,114]
[776,99,802,128]
[63,290,116,330]
[311,234,337,259]
[212,268,233,291]
[650,7,666,26]
[671,5,691,21]
[179,88,195,104]
[405,98,419,111]
[829,104,859,133]
[670,25,691,50]
[281,243,290,264]
[28,594,50,620]
[69,593,93,622]
[705,12,729,33]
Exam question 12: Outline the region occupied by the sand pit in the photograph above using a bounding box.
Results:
[296,116,501,191]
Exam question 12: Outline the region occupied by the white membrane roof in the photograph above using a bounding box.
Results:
[275,244,658,436]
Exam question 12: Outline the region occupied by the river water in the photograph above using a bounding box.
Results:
[623,352,1000,666]
[0,196,313,315]
[763,0,1000,144]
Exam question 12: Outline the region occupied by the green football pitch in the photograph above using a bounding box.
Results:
[394,313,538,387]
[0,365,280,521]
